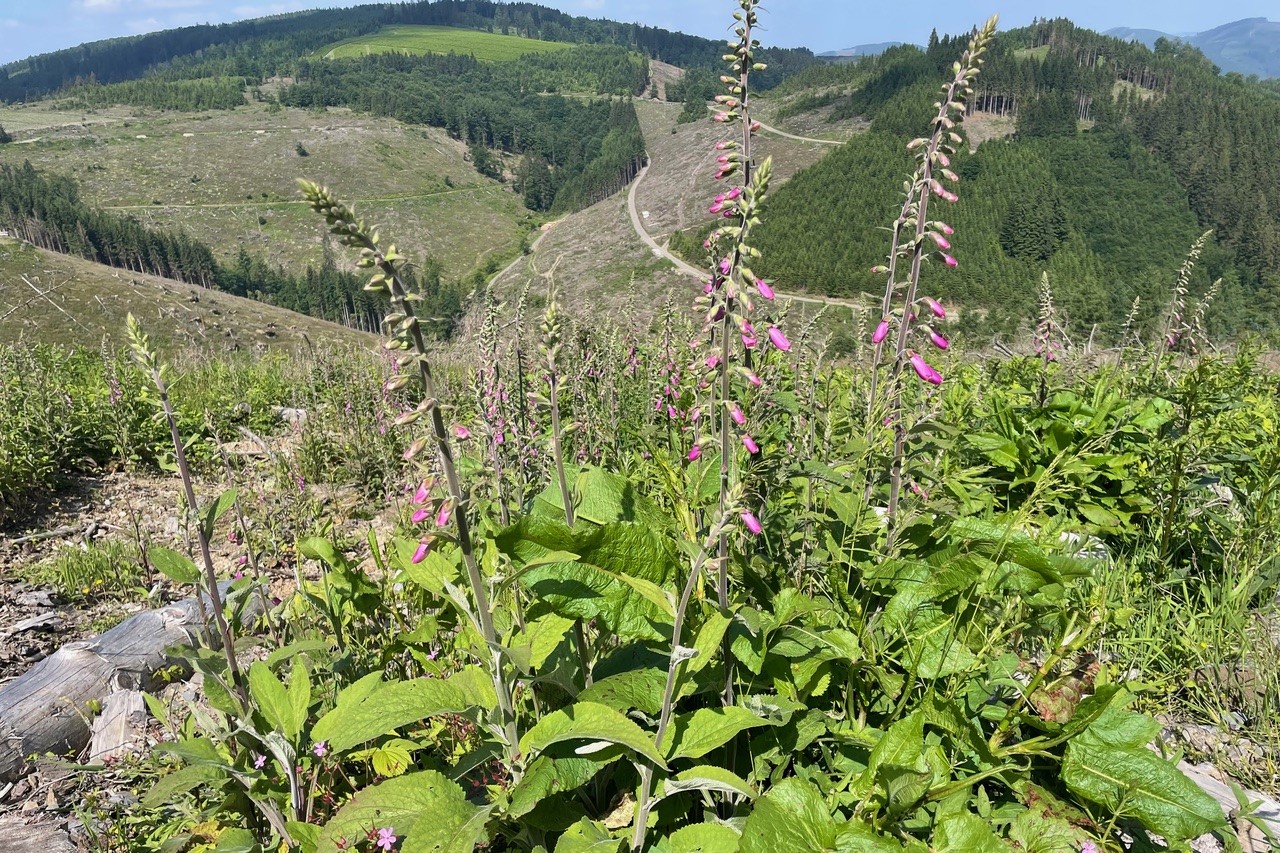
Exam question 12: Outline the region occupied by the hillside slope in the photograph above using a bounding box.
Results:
[0,101,530,282]
[0,237,368,351]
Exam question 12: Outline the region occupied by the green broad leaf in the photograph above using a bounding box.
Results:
[668,823,741,853]
[142,763,226,808]
[316,770,484,853]
[148,546,201,585]
[1078,503,1122,530]
[507,755,618,819]
[1075,698,1159,749]
[605,571,675,620]
[573,467,666,528]
[212,828,259,853]
[398,546,461,595]
[831,819,905,852]
[288,661,311,741]
[370,739,416,778]
[156,736,223,765]
[867,711,924,779]
[285,822,320,853]
[664,707,772,761]
[519,701,667,769]
[298,536,350,570]
[404,796,491,853]
[264,639,331,669]
[934,814,1008,852]
[312,669,496,753]
[579,668,665,716]
[1063,730,1225,840]
[656,766,756,803]
[687,610,732,675]
[248,661,299,740]
[739,778,837,853]
[202,488,238,541]
[502,517,677,642]
[553,818,624,853]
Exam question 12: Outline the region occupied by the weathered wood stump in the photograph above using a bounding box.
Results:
[0,583,256,782]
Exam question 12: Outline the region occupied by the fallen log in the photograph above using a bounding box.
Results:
[0,583,258,782]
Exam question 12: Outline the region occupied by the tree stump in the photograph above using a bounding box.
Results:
[0,584,256,782]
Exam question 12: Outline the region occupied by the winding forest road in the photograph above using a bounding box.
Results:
[625,160,862,311]
[700,103,844,147]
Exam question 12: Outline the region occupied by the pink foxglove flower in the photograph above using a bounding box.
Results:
[873,319,890,344]
[412,539,432,564]
[929,330,949,350]
[413,481,430,505]
[910,352,943,386]
[767,326,791,351]
[929,232,951,250]
[742,434,759,454]
[741,511,763,535]
[924,296,946,318]
[452,424,471,440]
[729,404,745,426]
[688,444,702,462]
[756,279,774,300]
[411,508,430,524]
[435,503,452,528]
[941,253,958,268]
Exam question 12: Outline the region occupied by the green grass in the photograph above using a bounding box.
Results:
[316,25,573,62]
[1014,45,1051,61]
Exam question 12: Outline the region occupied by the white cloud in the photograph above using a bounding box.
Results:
[1,19,20,28]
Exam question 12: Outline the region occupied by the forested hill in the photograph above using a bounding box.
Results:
[0,0,816,103]
[745,19,1280,339]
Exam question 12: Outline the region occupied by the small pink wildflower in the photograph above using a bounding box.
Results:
[375,827,397,851]
[1080,844,1099,853]
[741,511,763,536]
[767,326,791,351]
[253,753,266,770]
[312,741,327,758]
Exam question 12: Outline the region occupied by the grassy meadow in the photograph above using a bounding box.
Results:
[316,25,574,62]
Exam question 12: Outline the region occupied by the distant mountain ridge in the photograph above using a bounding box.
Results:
[1105,17,1280,78]
[818,42,905,59]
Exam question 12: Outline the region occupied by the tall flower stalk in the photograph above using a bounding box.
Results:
[692,0,781,618]
[866,17,997,525]
[298,182,520,761]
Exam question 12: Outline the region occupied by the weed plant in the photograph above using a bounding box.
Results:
[11,3,1280,852]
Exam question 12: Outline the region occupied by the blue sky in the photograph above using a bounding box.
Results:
[0,0,1275,65]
